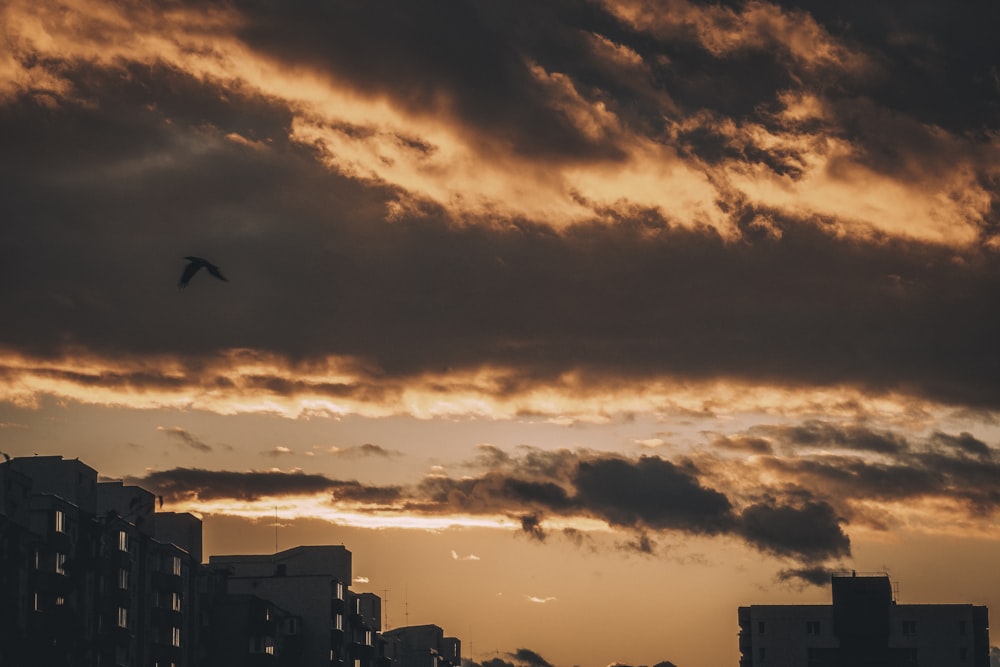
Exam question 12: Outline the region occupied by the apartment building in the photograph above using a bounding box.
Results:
[738,572,990,667]
[382,624,461,667]
[209,545,384,667]
[0,456,202,667]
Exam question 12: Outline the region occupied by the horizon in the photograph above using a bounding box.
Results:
[2,1,999,666]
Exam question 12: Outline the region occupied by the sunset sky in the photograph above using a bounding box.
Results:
[2,1,1000,665]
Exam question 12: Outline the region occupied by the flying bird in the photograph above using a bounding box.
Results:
[178,256,228,288]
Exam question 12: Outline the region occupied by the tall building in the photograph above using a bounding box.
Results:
[738,572,990,667]
[0,456,203,667]
[3,455,461,667]
[209,545,383,667]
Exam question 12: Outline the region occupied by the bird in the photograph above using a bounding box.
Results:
[178,256,228,288]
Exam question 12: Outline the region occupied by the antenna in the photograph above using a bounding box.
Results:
[405,586,409,626]
[274,505,278,554]
[381,589,390,630]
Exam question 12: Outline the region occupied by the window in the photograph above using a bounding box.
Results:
[117,607,128,629]
[758,647,766,661]
[118,568,129,590]
[55,510,65,533]
[902,620,917,636]
[33,593,40,612]
[806,621,821,636]
[171,592,181,612]
[365,629,373,646]
[334,580,344,600]
[265,606,271,621]
[959,620,967,635]
[118,530,128,552]
[334,613,343,631]
[960,647,969,662]
[171,556,181,576]
[55,552,66,575]
[34,550,40,570]
[56,596,65,606]
[758,621,766,634]
[265,638,275,655]
[170,627,181,647]
[115,646,128,666]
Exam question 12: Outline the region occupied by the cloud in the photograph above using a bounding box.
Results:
[329,480,404,505]
[524,596,557,605]
[450,550,480,561]
[263,446,294,457]
[1,0,999,431]
[776,565,838,589]
[157,426,212,453]
[756,420,909,455]
[131,467,339,502]
[510,649,553,667]
[354,576,369,584]
[573,456,735,534]
[738,501,850,562]
[329,443,402,458]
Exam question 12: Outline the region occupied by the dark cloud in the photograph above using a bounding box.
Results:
[930,431,993,459]
[0,0,999,416]
[518,513,546,542]
[573,456,735,534]
[507,648,554,667]
[157,426,212,453]
[465,647,561,667]
[331,444,402,458]
[759,421,909,455]
[712,435,773,455]
[617,530,657,555]
[132,468,339,501]
[776,565,836,588]
[329,480,404,505]
[739,501,850,562]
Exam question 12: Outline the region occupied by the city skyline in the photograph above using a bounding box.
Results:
[2,1,1000,666]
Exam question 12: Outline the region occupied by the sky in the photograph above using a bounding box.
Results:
[2,1,1000,665]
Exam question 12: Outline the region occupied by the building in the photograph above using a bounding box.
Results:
[2,455,460,667]
[209,545,383,667]
[382,624,461,667]
[0,456,203,667]
[203,592,302,666]
[738,572,991,667]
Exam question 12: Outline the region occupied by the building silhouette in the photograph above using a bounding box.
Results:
[382,624,461,667]
[0,456,202,667]
[1,455,461,667]
[738,572,990,667]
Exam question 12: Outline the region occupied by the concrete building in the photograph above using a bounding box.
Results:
[382,624,461,667]
[209,545,383,667]
[203,593,302,666]
[0,456,203,667]
[738,572,990,667]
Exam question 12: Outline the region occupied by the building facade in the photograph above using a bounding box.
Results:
[3,455,460,667]
[0,456,202,667]
[738,573,990,667]
[382,624,461,667]
[209,545,384,667]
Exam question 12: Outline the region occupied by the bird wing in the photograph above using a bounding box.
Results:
[206,264,228,282]
[178,261,201,288]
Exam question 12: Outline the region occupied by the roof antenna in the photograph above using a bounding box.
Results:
[382,589,390,630]
[274,505,279,554]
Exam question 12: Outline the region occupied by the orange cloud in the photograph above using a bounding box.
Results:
[4,0,991,248]
[0,348,958,427]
